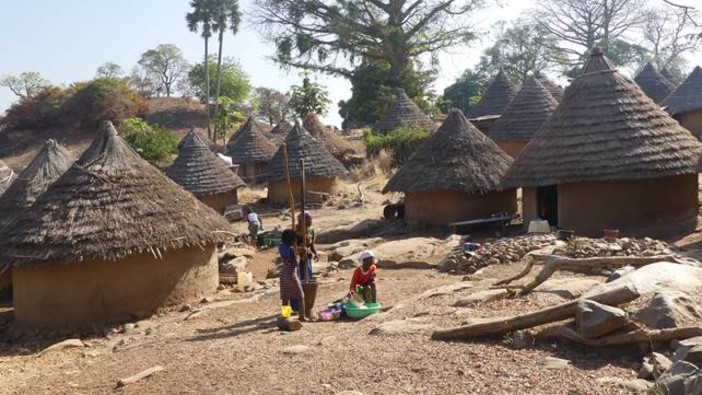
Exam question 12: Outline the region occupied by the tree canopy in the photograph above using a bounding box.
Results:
[188,56,251,104]
[137,44,190,97]
[288,73,331,118]
[0,72,51,99]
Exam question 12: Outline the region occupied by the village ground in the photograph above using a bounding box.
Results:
[4,180,702,395]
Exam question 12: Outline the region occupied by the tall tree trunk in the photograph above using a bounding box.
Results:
[205,37,212,140]
[215,29,225,114]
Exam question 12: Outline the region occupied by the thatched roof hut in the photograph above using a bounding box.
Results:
[302,113,357,162]
[372,89,436,135]
[0,159,16,197]
[467,69,518,119]
[505,47,702,237]
[489,76,559,157]
[0,140,72,231]
[0,121,230,328]
[383,109,517,227]
[660,67,678,85]
[225,116,278,183]
[634,62,675,104]
[534,71,563,101]
[166,130,245,212]
[661,66,702,116]
[270,120,293,135]
[177,128,218,152]
[265,122,347,205]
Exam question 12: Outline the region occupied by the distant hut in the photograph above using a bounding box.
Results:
[489,76,559,157]
[660,67,678,85]
[270,120,293,135]
[0,159,16,197]
[0,140,72,295]
[634,62,675,104]
[661,66,702,139]
[373,89,436,135]
[265,122,347,205]
[383,109,517,228]
[177,128,218,152]
[467,69,518,134]
[226,117,278,183]
[534,71,563,101]
[0,121,230,328]
[302,113,357,164]
[505,47,702,238]
[166,130,246,213]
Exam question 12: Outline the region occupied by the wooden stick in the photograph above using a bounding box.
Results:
[282,143,296,231]
[431,285,640,341]
[299,158,308,279]
[537,325,702,347]
[116,366,165,388]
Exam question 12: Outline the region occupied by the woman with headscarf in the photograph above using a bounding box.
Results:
[278,229,310,322]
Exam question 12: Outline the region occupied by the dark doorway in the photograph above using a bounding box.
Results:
[537,185,558,226]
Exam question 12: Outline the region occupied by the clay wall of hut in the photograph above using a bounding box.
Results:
[404,189,517,228]
[268,177,337,205]
[13,245,219,328]
[679,111,702,140]
[199,190,238,213]
[522,188,539,225]
[237,162,269,184]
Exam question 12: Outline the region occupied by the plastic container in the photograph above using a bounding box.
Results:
[343,302,381,319]
[603,229,619,242]
[237,272,254,292]
[281,305,292,319]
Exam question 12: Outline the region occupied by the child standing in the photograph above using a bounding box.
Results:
[349,250,378,303]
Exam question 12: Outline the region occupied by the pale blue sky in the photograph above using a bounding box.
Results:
[2,0,697,127]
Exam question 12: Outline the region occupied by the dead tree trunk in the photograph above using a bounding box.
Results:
[537,325,702,347]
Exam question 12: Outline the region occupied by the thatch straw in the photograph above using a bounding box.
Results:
[661,66,702,116]
[165,130,245,197]
[634,62,675,104]
[270,120,293,135]
[489,76,559,142]
[226,116,278,164]
[265,121,347,182]
[0,140,73,231]
[0,159,16,197]
[383,109,513,194]
[0,121,231,267]
[534,71,563,101]
[302,113,357,160]
[372,89,437,135]
[177,128,218,152]
[504,47,702,188]
[467,69,518,118]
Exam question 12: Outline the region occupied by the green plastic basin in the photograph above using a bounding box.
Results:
[343,302,381,319]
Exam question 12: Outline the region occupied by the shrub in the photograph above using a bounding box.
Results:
[1,86,69,130]
[363,125,430,166]
[60,78,147,129]
[117,117,177,168]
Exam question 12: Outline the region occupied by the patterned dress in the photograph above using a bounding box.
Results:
[279,244,304,301]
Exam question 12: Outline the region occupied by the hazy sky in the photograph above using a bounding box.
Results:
[0,0,698,127]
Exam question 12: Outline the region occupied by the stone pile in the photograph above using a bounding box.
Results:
[439,234,676,274]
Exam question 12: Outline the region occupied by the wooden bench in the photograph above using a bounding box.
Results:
[449,213,520,235]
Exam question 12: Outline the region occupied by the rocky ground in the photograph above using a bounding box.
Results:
[4,185,702,394]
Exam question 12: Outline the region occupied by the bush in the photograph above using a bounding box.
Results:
[363,125,430,166]
[1,86,69,130]
[117,117,177,168]
[61,78,147,129]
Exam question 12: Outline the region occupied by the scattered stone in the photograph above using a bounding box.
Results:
[655,360,702,395]
[453,289,509,307]
[607,266,636,283]
[639,352,673,379]
[575,300,629,339]
[536,278,601,299]
[179,304,193,312]
[338,258,358,269]
[596,377,652,391]
[116,366,165,388]
[511,330,534,350]
[539,357,571,370]
[335,392,364,395]
[267,266,281,279]
[282,345,311,355]
[38,339,85,356]
[219,256,248,275]
[200,297,214,304]
[369,319,435,337]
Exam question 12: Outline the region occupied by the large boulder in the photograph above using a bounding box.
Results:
[575,300,629,338]
[325,238,385,262]
[374,237,458,269]
[655,361,702,395]
[535,278,602,299]
[634,291,702,329]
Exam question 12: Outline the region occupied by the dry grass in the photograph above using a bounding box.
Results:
[238,186,268,205]
[348,149,393,188]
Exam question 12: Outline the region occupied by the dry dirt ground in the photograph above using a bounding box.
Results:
[0,185,657,395]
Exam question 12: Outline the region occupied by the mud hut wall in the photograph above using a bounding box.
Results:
[13,245,219,328]
[558,174,698,237]
[268,177,337,205]
[496,140,528,158]
[404,189,518,227]
[198,190,238,213]
[522,187,539,226]
[680,111,702,140]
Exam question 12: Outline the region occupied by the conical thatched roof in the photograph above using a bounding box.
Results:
[489,76,559,142]
[372,89,436,135]
[467,69,518,118]
[505,47,702,188]
[0,140,73,231]
[661,66,702,116]
[270,120,293,135]
[0,159,16,197]
[178,128,218,152]
[660,67,678,85]
[534,71,563,101]
[302,113,357,159]
[265,122,347,183]
[635,63,675,104]
[226,117,278,164]
[383,109,513,194]
[0,121,231,266]
[166,130,245,196]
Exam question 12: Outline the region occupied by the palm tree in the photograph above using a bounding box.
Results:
[186,0,214,139]
[212,0,242,112]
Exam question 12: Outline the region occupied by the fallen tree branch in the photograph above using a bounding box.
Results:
[496,255,678,294]
[116,366,165,388]
[537,325,702,347]
[431,285,640,341]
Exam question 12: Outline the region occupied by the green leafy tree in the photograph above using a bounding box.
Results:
[288,73,331,118]
[117,117,178,168]
[476,19,567,84]
[188,57,251,104]
[0,71,50,99]
[186,0,216,138]
[61,78,146,128]
[211,0,242,111]
[214,96,244,144]
[254,0,488,87]
[137,44,190,97]
[363,125,429,166]
[440,69,489,114]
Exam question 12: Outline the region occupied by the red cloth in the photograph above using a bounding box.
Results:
[350,265,377,291]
